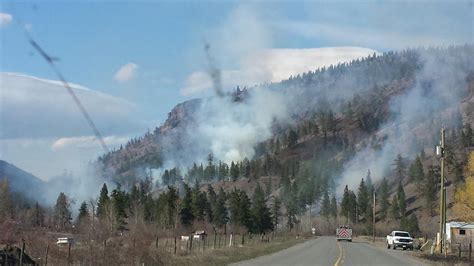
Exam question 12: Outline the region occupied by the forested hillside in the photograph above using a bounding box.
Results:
[1,45,473,246]
[81,45,474,236]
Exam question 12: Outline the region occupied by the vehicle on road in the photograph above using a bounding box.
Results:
[386,231,414,250]
[336,225,352,241]
[56,237,74,246]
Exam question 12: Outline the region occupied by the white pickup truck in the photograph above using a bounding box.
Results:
[386,231,413,250]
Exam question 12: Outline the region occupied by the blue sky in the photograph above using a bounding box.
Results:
[0,0,472,180]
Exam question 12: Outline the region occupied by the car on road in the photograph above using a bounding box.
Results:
[386,231,413,250]
[336,225,352,242]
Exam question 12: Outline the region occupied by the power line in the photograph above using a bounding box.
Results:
[26,32,109,153]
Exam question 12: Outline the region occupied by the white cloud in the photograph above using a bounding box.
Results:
[0,135,129,181]
[0,12,12,26]
[51,135,129,151]
[180,46,378,96]
[274,20,459,50]
[181,72,213,96]
[0,72,146,139]
[114,62,138,83]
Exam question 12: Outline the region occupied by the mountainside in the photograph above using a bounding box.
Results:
[92,45,474,237]
[0,160,47,203]
[97,45,473,186]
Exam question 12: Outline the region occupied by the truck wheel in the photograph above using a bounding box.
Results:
[403,247,406,250]
[393,245,396,250]
[387,242,390,249]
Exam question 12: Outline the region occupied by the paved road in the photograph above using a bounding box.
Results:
[231,236,430,266]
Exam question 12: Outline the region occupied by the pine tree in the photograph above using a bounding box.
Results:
[340,185,357,223]
[206,185,217,223]
[230,161,239,181]
[251,184,274,233]
[320,191,330,218]
[390,195,399,219]
[287,129,298,147]
[229,189,241,225]
[180,184,194,227]
[348,191,357,223]
[424,166,439,217]
[77,201,89,223]
[162,170,171,186]
[285,182,299,230]
[165,186,179,229]
[212,188,228,228]
[397,182,406,216]
[409,156,425,195]
[378,178,389,220]
[111,187,129,232]
[205,153,216,180]
[54,192,72,231]
[316,106,336,144]
[393,154,406,182]
[31,201,44,227]
[243,158,251,178]
[191,183,207,222]
[357,178,369,221]
[272,196,282,230]
[366,169,373,194]
[97,183,109,219]
[239,190,252,230]
[409,214,420,236]
[340,185,350,219]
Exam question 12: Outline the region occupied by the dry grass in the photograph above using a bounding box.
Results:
[9,229,306,265]
[165,235,306,266]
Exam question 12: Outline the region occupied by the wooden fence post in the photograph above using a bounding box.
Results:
[45,243,49,266]
[67,242,72,265]
[469,241,472,261]
[242,234,245,245]
[155,236,159,248]
[103,239,107,265]
[19,239,25,266]
[189,235,193,253]
[174,237,177,255]
[214,234,217,249]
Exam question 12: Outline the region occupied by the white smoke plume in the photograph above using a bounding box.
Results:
[338,47,474,192]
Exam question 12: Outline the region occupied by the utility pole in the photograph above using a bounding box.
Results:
[436,127,446,254]
[373,190,376,243]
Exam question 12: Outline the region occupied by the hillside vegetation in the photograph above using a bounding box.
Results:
[1,45,473,254]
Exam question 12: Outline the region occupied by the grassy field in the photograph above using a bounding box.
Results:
[166,235,307,266]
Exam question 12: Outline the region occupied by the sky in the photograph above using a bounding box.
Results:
[0,0,472,180]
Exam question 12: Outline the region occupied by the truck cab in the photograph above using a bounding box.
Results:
[386,231,413,250]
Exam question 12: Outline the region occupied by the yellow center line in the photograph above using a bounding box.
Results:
[334,240,344,266]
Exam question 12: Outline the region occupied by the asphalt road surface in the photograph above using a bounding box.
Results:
[231,236,430,266]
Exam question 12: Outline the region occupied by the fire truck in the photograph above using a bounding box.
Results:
[336,225,353,242]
